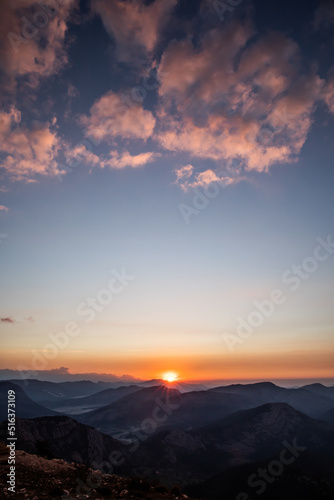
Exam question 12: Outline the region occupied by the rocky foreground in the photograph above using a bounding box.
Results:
[0,445,201,500]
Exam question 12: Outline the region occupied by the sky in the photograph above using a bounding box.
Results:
[0,0,334,382]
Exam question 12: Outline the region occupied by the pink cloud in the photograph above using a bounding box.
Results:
[92,0,177,61]
[80,90,156,142]
[104,151,160,170]
[0,205,9,212]
[0,0,78,93]
[64,144,159,172]
[175,166,236,192]
[174,165,236,192]
[156,23,326,174]
[64,143,101,170]
[175,164,194,181]
[0,108,62,181]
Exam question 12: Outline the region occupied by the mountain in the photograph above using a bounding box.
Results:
[136,379,209,392]
[6,379,106,402]
[131,402,334,487]
[78,385,182,437]
[2,392,334,496]
[302,383,334,400]
[209,381,334,417]
[319,406,334,426]
[79,385,250,437]
[0,446,195,499]
[0,382,57,421]
[185,451,334,500]
[42,385,143,414]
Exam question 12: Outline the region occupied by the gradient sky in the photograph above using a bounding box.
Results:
[0,0,334,382]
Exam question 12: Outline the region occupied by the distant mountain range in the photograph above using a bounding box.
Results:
[1,378,334,499]
[208,381,334,417]
[41,385,143,414]
[0,382,57,421]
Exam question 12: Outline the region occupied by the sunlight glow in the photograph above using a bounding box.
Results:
[162,371,178,383]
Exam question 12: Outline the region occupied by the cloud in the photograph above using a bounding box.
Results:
[25,315,35,323]
[0,108,63,181]
[0,317,15,324]
[48,366,69,374]
[63,144,159,173]
[80,90,156,142]
[322,77,334,114]
[175,166,235,191]
[0,367,141,383]
[0,0,78,95]
[175,164,194,181]
[189,170,234,188]
[156,24,325,174]
[104,151,160,169]
[0,205,9,212]
[67,83,79,98]
[92,0,177,61]
[64,143,101,170]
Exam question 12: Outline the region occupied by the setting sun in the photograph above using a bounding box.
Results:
[162,372,178,383]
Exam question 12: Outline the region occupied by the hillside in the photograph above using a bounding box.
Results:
[0,416,132,474]
[79,385,250,436]
[129,402,334,486]
[0,445,197,499]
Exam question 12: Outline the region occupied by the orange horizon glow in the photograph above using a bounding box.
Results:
[0,348,334,383]
[1,346,334,383]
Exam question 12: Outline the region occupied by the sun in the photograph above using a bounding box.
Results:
[162,372,179,383]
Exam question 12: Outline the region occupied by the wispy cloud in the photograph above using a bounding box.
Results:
[0,317,15,324]
[92,0,177,62]
[175,166,236,192]
[104,151,160,170]
[63,145,159,174]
